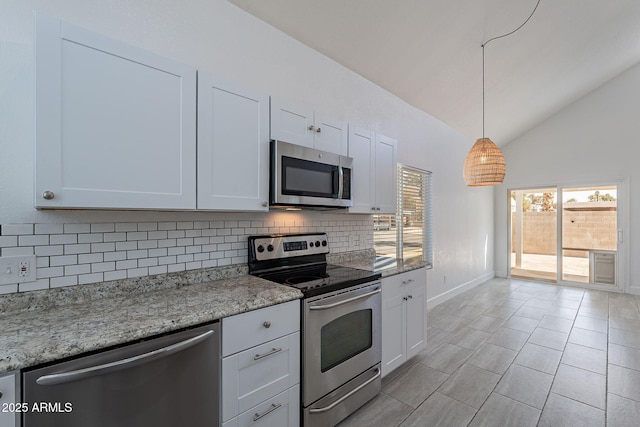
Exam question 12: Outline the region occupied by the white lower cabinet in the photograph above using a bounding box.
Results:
[0,371,19,427]
[221,300,300,427]
[381,268,426,378]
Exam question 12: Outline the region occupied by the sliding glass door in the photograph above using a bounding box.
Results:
[561,186,617,285]
[509,184,620,288]
[510,188,558,282]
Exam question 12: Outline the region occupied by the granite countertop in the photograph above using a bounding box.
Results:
[327,250,429,277]
[0,266,301,375]
[0,250,426,375]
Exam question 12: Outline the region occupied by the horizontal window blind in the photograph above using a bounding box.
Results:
[374,164,432,268]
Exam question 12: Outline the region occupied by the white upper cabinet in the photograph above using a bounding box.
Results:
[34,14,197,210]
[197,73,270,211]
[348,127,397,214]
[348,126,375,213]
[270,98,348,155]
[373,133,398,213]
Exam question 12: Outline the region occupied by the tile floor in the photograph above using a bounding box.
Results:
[338,277,640,427]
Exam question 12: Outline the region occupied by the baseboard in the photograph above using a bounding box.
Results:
[426,271,495,310]
[629,286,640,296]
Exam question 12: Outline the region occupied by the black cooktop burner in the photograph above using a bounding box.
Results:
[255,263,380,298]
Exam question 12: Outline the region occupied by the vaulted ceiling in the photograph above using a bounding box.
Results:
[229,0,640,145]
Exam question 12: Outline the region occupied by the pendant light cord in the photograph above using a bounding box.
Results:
[481,0,542,139]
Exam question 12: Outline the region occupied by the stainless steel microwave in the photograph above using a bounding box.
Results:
[270,140,353,209]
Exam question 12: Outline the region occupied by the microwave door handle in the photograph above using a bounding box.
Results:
[337,166,344,199]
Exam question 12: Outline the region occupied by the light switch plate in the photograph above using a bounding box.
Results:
[0,255,37,285]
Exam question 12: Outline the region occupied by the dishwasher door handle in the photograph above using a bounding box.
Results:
[36,330,215,386]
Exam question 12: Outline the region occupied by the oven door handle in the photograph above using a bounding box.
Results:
[308,367,381,414]
[309,288,380,311]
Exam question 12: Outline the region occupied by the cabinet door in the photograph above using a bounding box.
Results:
[348,126,375,213]
[405,279,426,359]
[381,291,406,378]
[34,14,196,209]
[197,73,269,211]
[0,372,17,427]
[374,133,398,214]
[270,98,314,148]
[314,114,348,155]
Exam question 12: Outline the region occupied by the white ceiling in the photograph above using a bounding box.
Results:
[229,0,640,145]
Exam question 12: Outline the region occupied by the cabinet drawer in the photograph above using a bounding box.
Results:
[222,385,300,427]
[222,332,300,422]
[382,268,424,298]
[222,300,299,356]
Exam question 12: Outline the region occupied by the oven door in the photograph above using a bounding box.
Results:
[271,140,352,207]
[302,281,381,406]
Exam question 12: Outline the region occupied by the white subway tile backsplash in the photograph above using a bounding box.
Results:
[91,223,115,233]
[104,270,127,281]
[64,224,90,234]
[50,234,78,245]
[79,272,103,285]
[0,235,18,248]
[3,247,34,256]
[2,224,34,235]
[65,264,91,276]
[115,223,138,232]
[35,224,64,235]
[79,253,103,264]
[51,275,78,288]
[1,216,373,294]
[50,255,78,267]
[148,265,167,276]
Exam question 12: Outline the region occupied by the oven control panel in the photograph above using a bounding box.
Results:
[249,233,329,261]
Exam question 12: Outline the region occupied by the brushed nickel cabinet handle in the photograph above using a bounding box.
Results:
[263,320,271,328]
[253,403,282,422]
[254,347,282,361]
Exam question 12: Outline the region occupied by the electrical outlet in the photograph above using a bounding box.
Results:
[0,255,37,285]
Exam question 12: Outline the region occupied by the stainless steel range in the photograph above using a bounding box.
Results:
[248,233,381,427]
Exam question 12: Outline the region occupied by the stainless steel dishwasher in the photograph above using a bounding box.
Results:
[22,322,220,427]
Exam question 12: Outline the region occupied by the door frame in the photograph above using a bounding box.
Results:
[506,177,629,293]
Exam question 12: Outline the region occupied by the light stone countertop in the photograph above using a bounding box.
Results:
[327,250,429,277]
[0,250,425,375]
[0,268,301,374]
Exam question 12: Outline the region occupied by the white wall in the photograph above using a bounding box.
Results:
[495,61,640,294]
[0,0,494,301]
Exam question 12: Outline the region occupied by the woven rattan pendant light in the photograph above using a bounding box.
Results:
[464,0,541,186]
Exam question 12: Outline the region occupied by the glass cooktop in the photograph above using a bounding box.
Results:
[255,263,381,298]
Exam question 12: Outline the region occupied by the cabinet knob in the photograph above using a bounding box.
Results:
[263,321,271,328]
[308,125,315,131]
[262,202,268,207]
[408,295,413,299]
[371,207,376,211]
[316,127,321,133]
[403,296,408,301]
[42,190,55,200]
[376,207,381,211]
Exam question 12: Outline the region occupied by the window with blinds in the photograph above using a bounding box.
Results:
[373,165,433,268]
